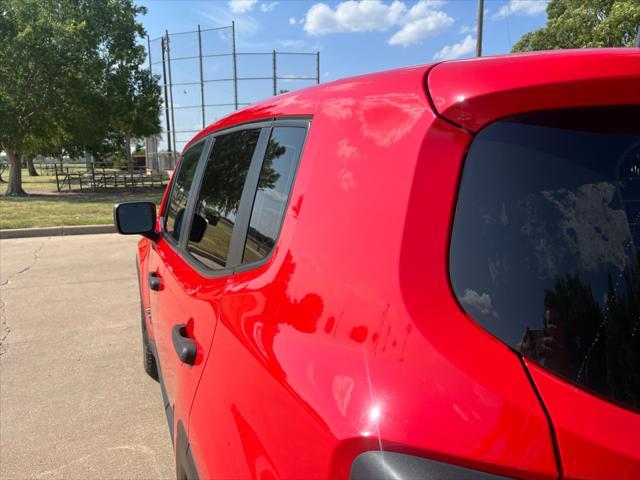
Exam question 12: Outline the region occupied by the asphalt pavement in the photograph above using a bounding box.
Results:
[0,234,174,479]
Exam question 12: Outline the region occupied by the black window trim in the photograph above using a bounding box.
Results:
[161,136,211,251]
[234,122,310,274]
[160,116,311,279]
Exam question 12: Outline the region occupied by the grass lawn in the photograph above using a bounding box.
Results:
[0,169,164,229]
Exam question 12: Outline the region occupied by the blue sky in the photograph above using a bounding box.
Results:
[138,0,549,150]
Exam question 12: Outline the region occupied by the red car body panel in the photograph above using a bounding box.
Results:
[427,49,640,132]
[188,67,557,480]
[527,362,640,480]
[136,49,640,480]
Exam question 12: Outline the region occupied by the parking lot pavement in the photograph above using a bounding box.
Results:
[0,234,174,479]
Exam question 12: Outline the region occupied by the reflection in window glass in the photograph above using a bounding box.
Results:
[450,107,640,410]
[187,129,260,269]
[164,142,205,242]
[242,127,306,264]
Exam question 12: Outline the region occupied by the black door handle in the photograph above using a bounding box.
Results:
[172,324,197,365]
[148,272,161,291]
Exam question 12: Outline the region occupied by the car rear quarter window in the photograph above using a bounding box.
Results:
[164,141,205,242]
[187,129,260,269]
[242,127,306,264]
[450,107,640,410]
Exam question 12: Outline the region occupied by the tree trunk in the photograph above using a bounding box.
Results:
[4,149,26,196]
[125,136,134,174]
[26,155,39,176]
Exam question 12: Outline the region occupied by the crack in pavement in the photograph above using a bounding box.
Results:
[0,237,50,355]
[0,299,9,356]
[0,237,50,287]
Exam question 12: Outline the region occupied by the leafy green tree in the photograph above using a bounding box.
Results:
[0,0,161,196]
[513,0,640,52]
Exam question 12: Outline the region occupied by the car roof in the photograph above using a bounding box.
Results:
[184,48,638,151]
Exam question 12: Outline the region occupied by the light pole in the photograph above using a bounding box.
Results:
[476,0,484,57]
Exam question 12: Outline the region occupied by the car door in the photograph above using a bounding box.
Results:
[186,123,312,479]
[149,139,207,426]
[154,125,271,443]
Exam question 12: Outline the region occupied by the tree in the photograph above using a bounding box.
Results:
[25,157,39,177]
[0,0,161,196]
[512,0,640,52]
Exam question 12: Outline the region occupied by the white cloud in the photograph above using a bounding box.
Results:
[260,1,278,12]
[278,39,306,48]
[459,289,497,317]
[433,34,475,60]
[303,0,453,46]
[203,4,259,39]
[493,0,548,19]
[458,24,477,34]
[229,0,258,14]
[289,17,297,25]
[389,10,453,46]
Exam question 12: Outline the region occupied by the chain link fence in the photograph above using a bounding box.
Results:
[146,23,320,171]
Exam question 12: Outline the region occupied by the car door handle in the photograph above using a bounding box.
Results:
[172,324,197,365]
[148,272,161,291]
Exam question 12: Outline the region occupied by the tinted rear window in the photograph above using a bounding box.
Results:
[450,107,640,410]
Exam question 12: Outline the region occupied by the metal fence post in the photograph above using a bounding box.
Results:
[272,50,277,95]
[165,30,177,158]
[316,51,320,84]
[161,36,172,154]
[231,21,239,110]
[197,24,206,129]
[147,35,153,76]
[54,164,61,192]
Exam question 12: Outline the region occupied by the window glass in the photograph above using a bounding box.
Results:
[450,107,640,410]
[187,129,260,269]
[242,127,306,264]
[164,141,205,242]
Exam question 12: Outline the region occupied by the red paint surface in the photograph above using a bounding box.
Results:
[137,49,640,479]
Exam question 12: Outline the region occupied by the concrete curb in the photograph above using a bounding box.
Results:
[0,224,116,239]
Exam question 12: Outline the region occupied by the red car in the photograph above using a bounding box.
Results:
[115,49,639,480]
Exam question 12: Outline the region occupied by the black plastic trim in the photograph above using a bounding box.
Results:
[158,117,311,279]
[232,121,311,274]
[177,137,215,250]
[171,323,197,365]
[113,201,158,240]
[350,451,514,480]
[176,421,200,480]
[162,137,210,241]
[148,339,174,447]
[226,127,273,266]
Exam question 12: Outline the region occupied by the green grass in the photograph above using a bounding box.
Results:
[0,170,164,229]
[18,172,59,191]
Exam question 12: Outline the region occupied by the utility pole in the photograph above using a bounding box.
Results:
[160,36,172,154]
[476,0,484,57]
[231,21,239,110]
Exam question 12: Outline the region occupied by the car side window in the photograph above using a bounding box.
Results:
[164,141,205,242]
[187,129,261,269]
[242,127,306,264]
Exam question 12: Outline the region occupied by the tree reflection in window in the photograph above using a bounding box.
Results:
[187,129,267,269]
[242,127,306,264]
[450,107,640,410]
[164,141,204,242]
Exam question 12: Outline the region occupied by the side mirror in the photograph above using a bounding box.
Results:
[113,202,157,240]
